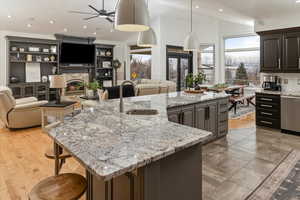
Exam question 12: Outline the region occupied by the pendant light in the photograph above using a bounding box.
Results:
[184,0,199,51]
[137,0,157,47]
[115,0,150,32]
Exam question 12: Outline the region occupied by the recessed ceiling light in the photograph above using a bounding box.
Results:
[27,23,32,28]
[218,8,223,12]
[7,15,12,18]
[83,25,87,29]
[195,5,199,9]
[49,20,54,24]
[63,28,68,32]
[296,0,300,3]
[93,32,97,35]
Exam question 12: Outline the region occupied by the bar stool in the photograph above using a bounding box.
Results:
[29,173,87,200]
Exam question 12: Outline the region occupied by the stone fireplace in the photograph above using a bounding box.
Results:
[62,73,89,96]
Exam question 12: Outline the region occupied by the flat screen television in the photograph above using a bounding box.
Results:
[60,42,95,64]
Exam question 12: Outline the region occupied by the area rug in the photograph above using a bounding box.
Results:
[246,150,300,200]
[229,104,255,119]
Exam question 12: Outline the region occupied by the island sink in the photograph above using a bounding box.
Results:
[126,109,159,115]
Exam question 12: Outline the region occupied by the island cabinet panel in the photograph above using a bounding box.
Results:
[167,97,229,144]
[87,144,202,200]
[181,105,195,127]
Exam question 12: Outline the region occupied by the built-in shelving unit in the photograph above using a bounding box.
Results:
[7,36,115,100]
[95,44,114,86]
[7,36,59,101]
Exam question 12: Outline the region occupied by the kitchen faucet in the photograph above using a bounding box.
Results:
[119,80,135,113]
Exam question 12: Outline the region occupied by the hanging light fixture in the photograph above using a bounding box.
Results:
[184,0,199,51]
[137,0,157,47]
[115,0,150,32]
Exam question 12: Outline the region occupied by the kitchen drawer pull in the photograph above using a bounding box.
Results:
[298,57,300,69]
[260,98,273,101]
[260,120,273,125]
[278,58,281,69]
[220,110,227,114]
[261,112,273,116]
[260,104,273,108]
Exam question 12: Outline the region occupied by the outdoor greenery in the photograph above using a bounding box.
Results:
[234,62,249,85]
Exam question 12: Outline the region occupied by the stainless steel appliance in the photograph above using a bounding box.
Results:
[262,75,281,91]
[281,96,300,132]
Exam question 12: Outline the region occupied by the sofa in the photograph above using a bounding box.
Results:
[0,86,48,129]
[135,79,176,96]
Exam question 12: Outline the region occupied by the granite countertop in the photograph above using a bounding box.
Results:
[255,88,300,97]
[47,91,229,181]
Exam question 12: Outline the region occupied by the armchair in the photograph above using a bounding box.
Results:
[0,87,48,129]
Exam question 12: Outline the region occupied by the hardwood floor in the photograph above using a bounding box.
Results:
[1,112,300,200]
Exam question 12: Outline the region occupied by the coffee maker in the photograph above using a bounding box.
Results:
[262,75,281,91]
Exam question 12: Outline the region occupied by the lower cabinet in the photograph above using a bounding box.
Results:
[167,98,229,144]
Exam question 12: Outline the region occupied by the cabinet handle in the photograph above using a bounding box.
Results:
[260,120,273,125]
[261,104,273,108]
[205,107,210,120]
[220,120,227,123]
[298,58,300,69]
[182,112,185,123]
[260,98,273,102]
[278,58,281,69]
[261,112,272,116]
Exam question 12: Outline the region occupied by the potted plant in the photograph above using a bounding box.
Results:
[84,80,102,97]
[194,72,206,90]
[186,73,194,90]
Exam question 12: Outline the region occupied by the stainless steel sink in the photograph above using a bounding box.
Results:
[126,109,158,115]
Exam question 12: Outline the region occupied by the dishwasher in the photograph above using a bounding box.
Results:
[281,95,300,132]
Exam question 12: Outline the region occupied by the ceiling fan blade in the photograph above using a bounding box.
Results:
[69,10,97,15]
[107,11,115,16]
[106,17,114,23]
[88,5,101,14]
[84,15,100,20]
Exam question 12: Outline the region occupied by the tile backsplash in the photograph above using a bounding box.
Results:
[260,73,300,92]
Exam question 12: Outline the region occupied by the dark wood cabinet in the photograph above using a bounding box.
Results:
[283,32,300,72]
[167,98,229,144]
[256,93,281,129]
[260,34,282,72]
[258,27,300,73]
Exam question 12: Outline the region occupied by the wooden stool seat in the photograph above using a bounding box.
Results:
[45,148,72,159]
[29,173,87,200]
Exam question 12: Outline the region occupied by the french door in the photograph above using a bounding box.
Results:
[167,47,193,91]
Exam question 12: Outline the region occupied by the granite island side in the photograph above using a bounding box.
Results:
[46,91,229,200]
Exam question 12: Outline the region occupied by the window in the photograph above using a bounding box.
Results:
[130,45,152,80]
[198,44,215,84]
[224,35,260,86]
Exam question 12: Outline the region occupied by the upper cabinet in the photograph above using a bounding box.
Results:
[258,27,300,73]
[260,34,282,72]
[283,32,300,72]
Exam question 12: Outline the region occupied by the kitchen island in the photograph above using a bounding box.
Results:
[46,91,229,200]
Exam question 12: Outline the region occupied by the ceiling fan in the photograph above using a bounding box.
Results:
[69,0,115,23]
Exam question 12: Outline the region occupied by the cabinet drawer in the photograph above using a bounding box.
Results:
[256,101,280,110]
[256,108,280,119]
[218,99,228,113]
[218,122,228,137]
[256,117,280,129]
[219,112,228,123]
[256,93,280,103]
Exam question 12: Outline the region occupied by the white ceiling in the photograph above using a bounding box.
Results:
[0,0,300,41]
